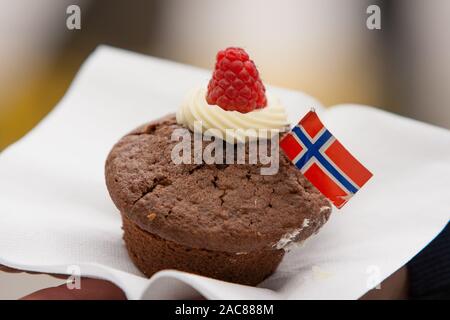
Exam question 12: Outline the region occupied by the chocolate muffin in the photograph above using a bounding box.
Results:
[105,114,332,286]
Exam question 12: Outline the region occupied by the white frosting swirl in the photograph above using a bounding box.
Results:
[176,87,289,143]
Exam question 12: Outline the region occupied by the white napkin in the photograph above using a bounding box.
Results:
[0,46,448,300]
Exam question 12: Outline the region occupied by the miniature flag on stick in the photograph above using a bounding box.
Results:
[280,110,373,208]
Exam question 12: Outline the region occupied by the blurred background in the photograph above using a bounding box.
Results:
[1,0,450,152]
[0,0,450,298]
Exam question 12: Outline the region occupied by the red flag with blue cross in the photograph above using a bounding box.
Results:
[280,110,373,208]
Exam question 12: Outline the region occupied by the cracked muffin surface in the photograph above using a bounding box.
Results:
[105,114,331,253]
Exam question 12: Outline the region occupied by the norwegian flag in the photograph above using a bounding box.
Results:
[280,110,372,208]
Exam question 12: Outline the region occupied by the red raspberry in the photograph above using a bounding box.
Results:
[206,47,267,113]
